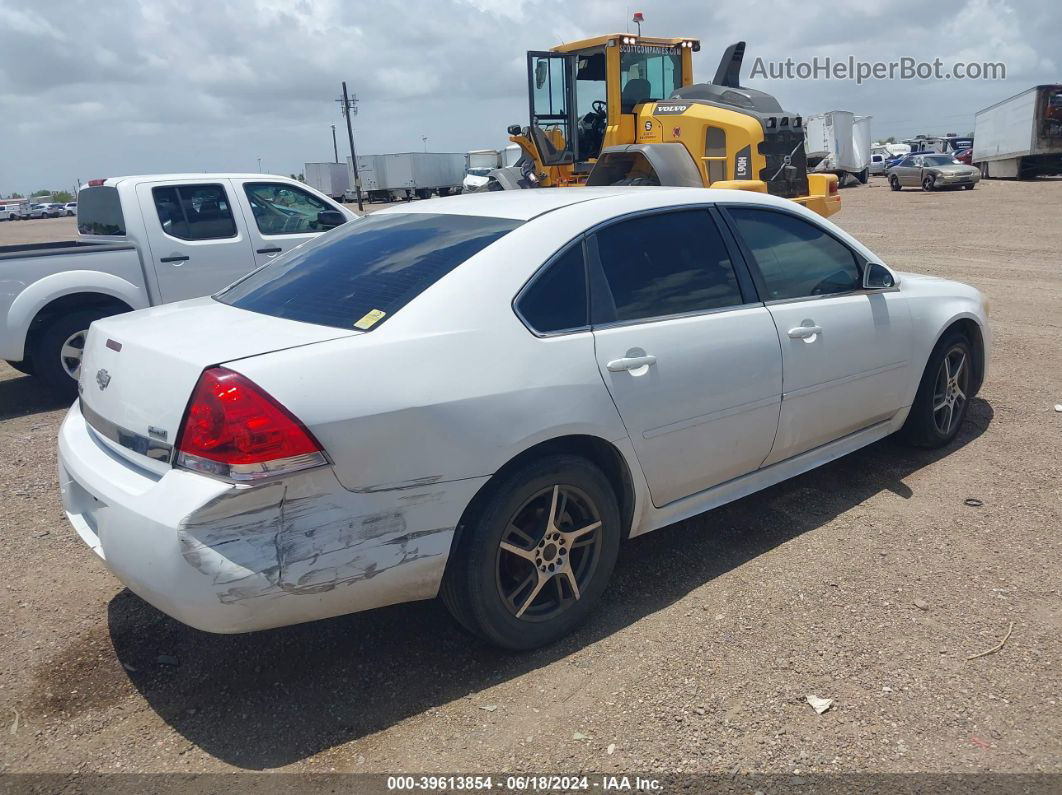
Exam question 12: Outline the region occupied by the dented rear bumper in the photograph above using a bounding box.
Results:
[58,402,488,633]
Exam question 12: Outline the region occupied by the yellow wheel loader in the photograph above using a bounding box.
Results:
[493,36,840,218]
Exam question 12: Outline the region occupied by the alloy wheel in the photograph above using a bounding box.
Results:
[932,345,969,436]
[495,484,604,622]
[59,330,86,381]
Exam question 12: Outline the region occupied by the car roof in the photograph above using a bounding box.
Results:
[98,173,304,187]
[375,186,802,221]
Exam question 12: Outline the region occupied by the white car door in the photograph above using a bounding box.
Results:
[588,208,783,507]
[722,205,913,465]
[231,179,349,268]
[136,179,256,303]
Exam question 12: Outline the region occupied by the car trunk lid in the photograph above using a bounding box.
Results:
[78,297,359,475]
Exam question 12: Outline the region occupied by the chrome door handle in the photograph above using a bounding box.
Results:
[787,325,823,339]
[606,354,657,372]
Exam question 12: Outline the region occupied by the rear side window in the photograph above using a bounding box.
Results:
[152,184,237,241]
[516,243,588,333]
[216,212,521,330]
[592,210,744,323]
[77,187,126,235]
[727,207,861,300]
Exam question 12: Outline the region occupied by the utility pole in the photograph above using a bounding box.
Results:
[337,82,363,211]
[331,124,338,163]
[257,157,263,172]
[422,136,428,152]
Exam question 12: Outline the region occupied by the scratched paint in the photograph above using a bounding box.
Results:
[177,470,455,605]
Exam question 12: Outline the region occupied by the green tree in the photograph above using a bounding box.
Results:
[53,190,73,203]
[9,191,23,199]
[882,136,897,144]
[32,189,51,197]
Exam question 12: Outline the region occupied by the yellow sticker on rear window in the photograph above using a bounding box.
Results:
[354,308,386,329]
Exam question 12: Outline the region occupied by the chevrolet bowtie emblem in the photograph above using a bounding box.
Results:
[96,369,111,390]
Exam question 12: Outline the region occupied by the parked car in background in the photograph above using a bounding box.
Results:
[58,187,990,649]
[868,152,888,175]
[1,201,28,221]
[64,202,78,216]
[954,148,973,165]
[0,174,354,395]
[887,154,980,191]
[28,204,51,219]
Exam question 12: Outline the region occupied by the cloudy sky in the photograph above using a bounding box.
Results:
[0,0,1057,194]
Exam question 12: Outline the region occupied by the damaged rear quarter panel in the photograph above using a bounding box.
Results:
[177,467,485,623]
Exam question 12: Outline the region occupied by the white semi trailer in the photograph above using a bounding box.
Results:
[805,111,872,184]
[973,84,1062,178]
[346,153,465,202]
[303,162,351,201]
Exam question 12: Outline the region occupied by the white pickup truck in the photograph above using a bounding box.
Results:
[0,174,355,396]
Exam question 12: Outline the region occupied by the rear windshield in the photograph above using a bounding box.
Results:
[215,212,521,330]
[77,186,126,235]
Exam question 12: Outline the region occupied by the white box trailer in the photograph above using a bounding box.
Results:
[973,84,1062,178]
[805,111,872,184]
[353,153,465,202]
[303,162,350,201]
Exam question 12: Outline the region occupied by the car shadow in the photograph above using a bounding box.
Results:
[108,400,992,769]
[0,370,69,420]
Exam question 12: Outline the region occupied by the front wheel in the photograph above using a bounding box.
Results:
[922,175,936,191]
[441,454,621,650]
[901,332,973,448]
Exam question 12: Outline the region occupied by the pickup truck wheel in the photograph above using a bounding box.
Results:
[441,454,621,650]
[900,332,973,448]
[32,308,116,398]
[5,359,35,376]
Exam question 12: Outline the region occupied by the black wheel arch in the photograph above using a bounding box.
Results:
[25,292,134,361]
[933,317,986,397]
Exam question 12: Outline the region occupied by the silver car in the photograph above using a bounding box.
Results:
[887,154,980,191]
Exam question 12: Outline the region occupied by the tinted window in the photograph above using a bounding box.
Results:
[593,210,743,323]
[244,182,342,235]
[517,243,587,333]
[152,184,237,240]
[217,213,521,331]
[77,186,125,235]
[728,207,861,300]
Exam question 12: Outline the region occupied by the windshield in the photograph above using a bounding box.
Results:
[466,168,492,177]
[924,155,959,166]
[216,213,522,331]
[619,46,682,112]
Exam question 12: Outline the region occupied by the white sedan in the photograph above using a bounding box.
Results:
[58,187,990,649]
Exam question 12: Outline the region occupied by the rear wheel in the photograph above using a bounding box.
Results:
[31,307,120,399]
[901,332,973,448]
[889,175,901,191]
[441,454,621,650]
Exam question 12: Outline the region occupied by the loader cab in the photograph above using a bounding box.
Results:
[525,35,696,172]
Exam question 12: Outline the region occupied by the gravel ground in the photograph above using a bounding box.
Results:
[0,179,1059,778]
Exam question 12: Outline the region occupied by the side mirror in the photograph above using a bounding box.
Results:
[863,262,898,290]
[317,210,346,229]
[507,123,523,136]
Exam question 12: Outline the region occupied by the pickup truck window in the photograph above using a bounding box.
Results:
[216,212,521,331]
[244,182,339,235]
[152,184,237,241]
[77,187,126,235]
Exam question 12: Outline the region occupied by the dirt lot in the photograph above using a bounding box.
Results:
[0,179,1059,779]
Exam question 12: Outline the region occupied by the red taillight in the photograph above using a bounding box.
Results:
[86,178,107,187]
[175,367,325,481]
[829,179,838,195]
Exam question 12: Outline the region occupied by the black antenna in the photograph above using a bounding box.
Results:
[713,41,746,87]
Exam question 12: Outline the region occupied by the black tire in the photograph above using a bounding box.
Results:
[31,307,120,399]
[922,174,936,191]
[963,184,974,190]
[611,177,657,186]
[900,331,974,448]
[889,175,901,191]
[5,359,34,375]
[440,454,621,650]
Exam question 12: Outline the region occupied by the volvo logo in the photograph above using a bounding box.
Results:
[782,155,792,166]
[96,369,111,390]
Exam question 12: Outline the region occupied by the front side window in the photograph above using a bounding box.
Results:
[152,184,236,241]
[217,213,521,331]
[516,243,587,333]
[243,182,342,235]
[727,207,861,301]
[592,210,744,323]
